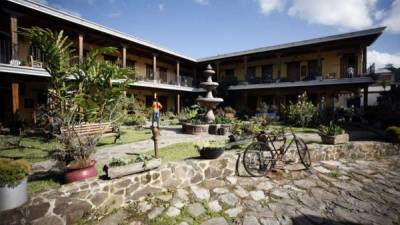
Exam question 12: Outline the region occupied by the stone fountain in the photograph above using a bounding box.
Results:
[197,64,224,123]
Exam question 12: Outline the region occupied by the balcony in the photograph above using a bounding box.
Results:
[228,73,374,91]
[132,74,202,92]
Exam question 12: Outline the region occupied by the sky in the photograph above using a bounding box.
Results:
[34,0,400,68]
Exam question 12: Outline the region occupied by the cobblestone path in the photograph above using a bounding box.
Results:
[86,155,400,225]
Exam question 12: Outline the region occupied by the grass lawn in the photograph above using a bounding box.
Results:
[143,142,200,161]
[0,127,152,164]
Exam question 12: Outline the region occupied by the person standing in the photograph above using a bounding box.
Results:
[151,97,162,128]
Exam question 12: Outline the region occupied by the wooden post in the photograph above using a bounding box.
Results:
[362,46,367,74]
[10,16,18,60]
[176,61,180,85]
[363,86,368,110]
[277,53,282,79]
[151,127,160,159]
[122,46,127,68]
[243,56,248,80]
[216,61,220,82]
[177,93,180,114]
[153,55,157,82]
[12,82,19,114]
[78,34,84,63]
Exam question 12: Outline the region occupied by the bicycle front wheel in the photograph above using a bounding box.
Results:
[243,142,275,177]
[295,138,311,168]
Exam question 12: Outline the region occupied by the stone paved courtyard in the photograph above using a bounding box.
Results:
[83,155,400,225]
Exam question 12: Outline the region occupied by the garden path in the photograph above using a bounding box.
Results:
[94,127,228,164]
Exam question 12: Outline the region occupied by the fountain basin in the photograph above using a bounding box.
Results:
[182,123,209,135]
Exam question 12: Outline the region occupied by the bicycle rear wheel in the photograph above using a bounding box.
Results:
[295,138,311,168]
[243,142,275,177]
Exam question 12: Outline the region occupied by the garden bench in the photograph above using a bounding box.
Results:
[60,122,120,143]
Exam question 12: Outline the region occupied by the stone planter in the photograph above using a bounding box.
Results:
[105,158,162,179]
[198,147,224,159]
[0,178,28,211]
[321,133,349,145]
[182,123,209,135]
[65,160,97,183]
[208,124,219,134]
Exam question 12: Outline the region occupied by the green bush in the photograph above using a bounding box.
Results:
[318,121,344,136]
[385,126,400,143]
[0,158,31,187]
[283,92,318,127]
[214,116,234,124]
[177,105,199,123]
[124,113,147,126]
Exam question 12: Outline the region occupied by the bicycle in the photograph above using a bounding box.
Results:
[242,128,311,177]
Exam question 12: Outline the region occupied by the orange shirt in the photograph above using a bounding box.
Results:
[152,101,162,111]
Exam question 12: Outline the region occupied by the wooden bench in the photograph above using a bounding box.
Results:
[61,122,120,143]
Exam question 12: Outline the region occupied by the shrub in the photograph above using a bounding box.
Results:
[177,105,199,123]
[0,158,31,187]
[124,113,147,126]
[385,126,400,143]
[283,92,318,127]
[318,121,345,136]
[214,116,234,124]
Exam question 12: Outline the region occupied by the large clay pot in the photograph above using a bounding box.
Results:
[199,147,224,159]
[0,178,28,211]
[65,160,97,183]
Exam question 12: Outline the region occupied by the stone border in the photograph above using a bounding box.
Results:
[1,141,398,225]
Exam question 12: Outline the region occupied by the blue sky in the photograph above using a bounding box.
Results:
[38,0,400,67]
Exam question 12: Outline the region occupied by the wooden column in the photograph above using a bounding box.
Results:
[10,16,18,60]
[243,56,248,80]
[363,86,368,110]
[12,82,19,114]
[362,46,367,74]
[176,61,180,85]
[216,61,220,81]
[176,93,181,114]
[153,55,157,82]
[122,46,127,68]
[277,53,282,78]
[78,34,84,63]
[317,48,322,76]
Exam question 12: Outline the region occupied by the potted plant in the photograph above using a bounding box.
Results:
[0,158,31,211]
[195,141,225,159]
[318,122,349,145]
[385,126,400,143]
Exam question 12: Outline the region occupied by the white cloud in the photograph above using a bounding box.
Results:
[194,0,208,5]
[288,0,377,30]
[158,3,164,11]
[381,0,400,33]
[257,0,286,15]
[368,50,400,68]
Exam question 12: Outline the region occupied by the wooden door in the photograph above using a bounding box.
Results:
[340,54,358,78]
[287,62,300,82]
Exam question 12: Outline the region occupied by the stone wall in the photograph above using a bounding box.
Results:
[1,141,398,225]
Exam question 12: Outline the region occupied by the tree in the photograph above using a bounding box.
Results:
[22,27,134,167]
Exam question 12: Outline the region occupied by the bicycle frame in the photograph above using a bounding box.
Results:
[266,127,298,157]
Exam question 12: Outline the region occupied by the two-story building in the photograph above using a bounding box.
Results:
[0,0,385,124]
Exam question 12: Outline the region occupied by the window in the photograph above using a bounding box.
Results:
[103,55,117,64]
[224,69,235,82]
[126,59,135,69]
[29,45,45,62]
[307,59,321,78]
[247,66,256,80]
[146,64,154,80]
[159,67,167,83]
[261,65,273,82]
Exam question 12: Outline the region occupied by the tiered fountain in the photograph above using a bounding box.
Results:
[182,65,224,135]
[197,64,224,123]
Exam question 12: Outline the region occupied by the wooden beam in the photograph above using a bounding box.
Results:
[363,86,368,110]
[153,55,157,82]
[10,16,18,60]
[12,82,19,114]
[176,61,180,85]
[177,93,180,114]
[122,46,127,68]
[78,34,84,63]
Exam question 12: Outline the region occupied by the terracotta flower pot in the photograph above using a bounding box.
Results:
[65,160,97,183]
